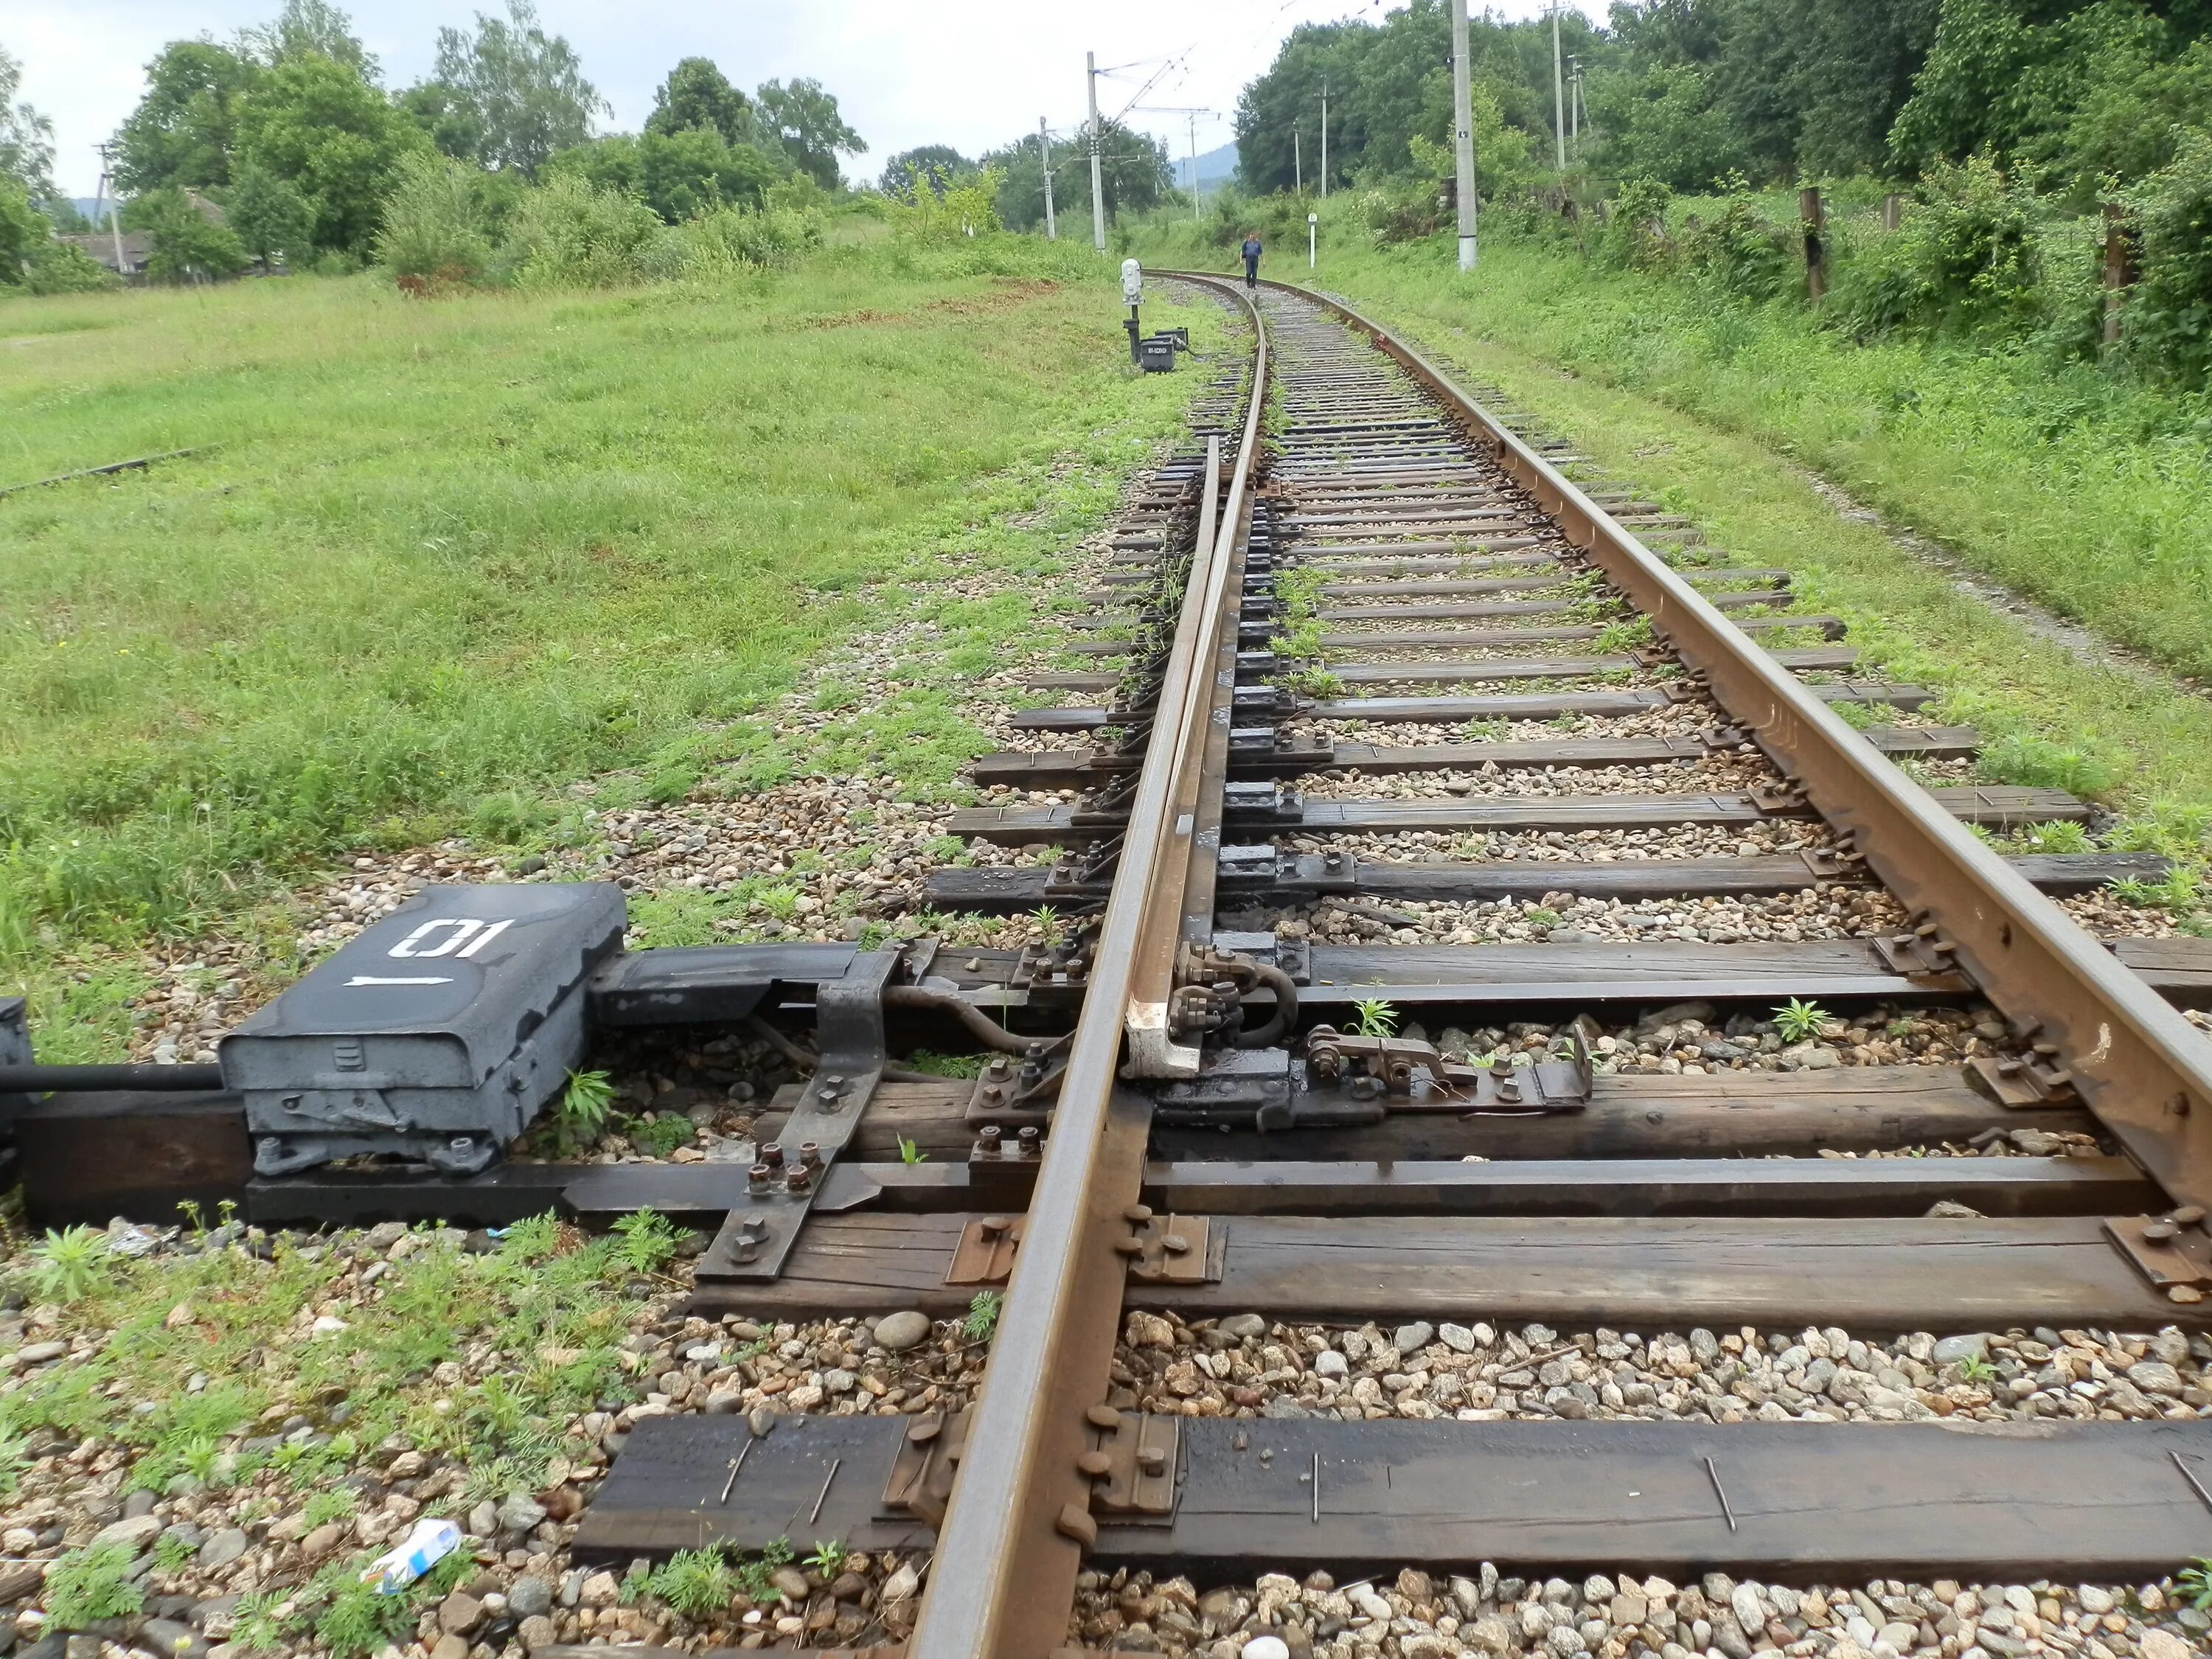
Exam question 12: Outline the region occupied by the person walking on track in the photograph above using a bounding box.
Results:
[1240,231,1262,290]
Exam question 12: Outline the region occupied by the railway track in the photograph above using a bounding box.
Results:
[574,276,2212,1655]
[12,274,2212,1656]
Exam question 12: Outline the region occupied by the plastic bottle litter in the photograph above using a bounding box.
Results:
[360,1517,461,1594]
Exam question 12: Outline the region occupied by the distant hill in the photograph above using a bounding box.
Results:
[1172,141,1239,192]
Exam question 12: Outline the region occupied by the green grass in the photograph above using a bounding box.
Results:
[1138,210,2212,867]
[2,244,1218,1054]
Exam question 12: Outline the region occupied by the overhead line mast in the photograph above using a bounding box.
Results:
[1452,0,1478,270]
[1086,52,1107,252]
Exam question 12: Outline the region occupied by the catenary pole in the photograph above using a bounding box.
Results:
[1294,126,1302,194]
[94,142,127,276]
[1039,118,1057,240]
[1320,78,1329,198]
[1451,0,1478,271]
[1551,5,1566,171]
[1189,112,1201,220]
[1087,52,1107,252]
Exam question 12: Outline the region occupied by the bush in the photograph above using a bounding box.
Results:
[22,239,118,296]
[375,152,493,284]
[1681,198,1798,301]
[2125,127,2212,388]
[1601,175,1676,268]
[497,173,662,290]
[133,188,251,285]
[886,163,1004,243]
[647,204,824,281]
[1830,156,2039,339]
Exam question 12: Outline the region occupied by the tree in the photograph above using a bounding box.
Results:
[132,186,251,281]
[237,0,378,82]
[1233,3,1605,194]
[1587,62,1746,188]
[225,159,313,268]
[755,77,865,188]
[394,81,487,164]
[981,126,1177,231]
[1,41,57,203]
[879,145,971,195]
[112,41,262,194]
[0,170,43,282]
[647,58,753,147]
[1085,119,1175,219]
[551,128,782,222]
[431,1,608,175]
[233,55,428,255]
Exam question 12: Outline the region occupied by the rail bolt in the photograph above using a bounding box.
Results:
[747,1164,773,1194]
[799,1141,822,1170]
[761,1141,786,1169]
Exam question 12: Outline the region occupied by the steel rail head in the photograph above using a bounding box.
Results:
[1124,274,1273,1081]
[904,279,1269,1659]
[1260,275,2212,1209]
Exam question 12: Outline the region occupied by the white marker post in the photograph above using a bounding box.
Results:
[1308,212,1318,270]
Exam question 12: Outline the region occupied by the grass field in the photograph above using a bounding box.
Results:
[1,244,1218,1054]
[1134,213,2212,880]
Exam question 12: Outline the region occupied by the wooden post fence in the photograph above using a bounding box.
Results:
[1801,187,1826,304]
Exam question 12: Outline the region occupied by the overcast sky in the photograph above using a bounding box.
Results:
[10,0,1597,198]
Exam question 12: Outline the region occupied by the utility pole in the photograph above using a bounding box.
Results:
[1568,56,1581,156]
[1189,112,1201,220]
[1037,118,1056,240]
[1451,0,1478,271]
[1294,126,1302,195]
[1320,78,1329,198]
[1551,4,1566,172]
[1086,52,1106,252]
[94,142,127,276]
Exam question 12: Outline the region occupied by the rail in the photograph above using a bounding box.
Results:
[1272,276,2212,1208]
[906,274,1269,1659]
[902,271,2212,1655]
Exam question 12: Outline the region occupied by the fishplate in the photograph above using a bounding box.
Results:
[880,1408,970,1528]
[1114,1207,1220,1284]
[1076,1407,1179,1523]
[1966,1051,2078,1107]
[2105,1208,2212,1301]
[945,1214,1024,1286]
[964,1046,1064,1128]
[1874,921,1959,979]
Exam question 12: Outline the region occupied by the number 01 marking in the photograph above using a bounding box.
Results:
[389,917,515,960]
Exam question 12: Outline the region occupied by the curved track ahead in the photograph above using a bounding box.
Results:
[903,275,2212,1657]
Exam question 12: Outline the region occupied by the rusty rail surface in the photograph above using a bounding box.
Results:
[906,277,1269,1659]
[898,271,2212,1657]
[1268,276,2212,1211]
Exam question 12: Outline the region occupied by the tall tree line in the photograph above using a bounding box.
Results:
[4,0,869,279]
[1232,0,2212,201]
